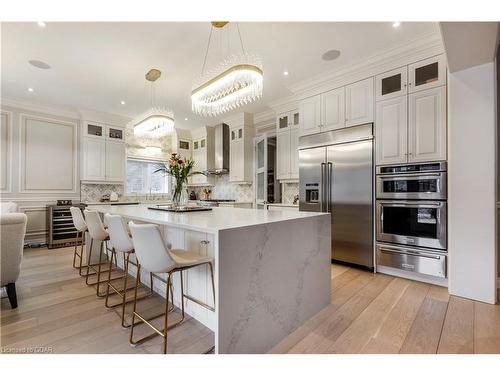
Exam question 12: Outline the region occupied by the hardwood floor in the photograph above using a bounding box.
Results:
[1,247,499,354]
[271,264,500,354]
[0,246,214,354]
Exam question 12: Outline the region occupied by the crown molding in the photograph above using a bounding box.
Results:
[78,108,131,127]
[253,109,275,124]
[1,96,80,120]
[1,96,132,126]
[289,32,445,100]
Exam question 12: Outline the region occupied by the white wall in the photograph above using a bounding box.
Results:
[448,62,497,304]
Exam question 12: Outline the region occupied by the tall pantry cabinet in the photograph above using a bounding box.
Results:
[375,54,447,165]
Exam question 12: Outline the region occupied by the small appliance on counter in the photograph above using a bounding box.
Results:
[110,192,119,202]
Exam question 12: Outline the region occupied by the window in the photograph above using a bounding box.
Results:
[126,159,169,194]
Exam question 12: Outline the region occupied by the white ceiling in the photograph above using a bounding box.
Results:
[1,22,439,128]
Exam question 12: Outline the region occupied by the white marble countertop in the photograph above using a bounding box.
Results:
[90,203,327,233]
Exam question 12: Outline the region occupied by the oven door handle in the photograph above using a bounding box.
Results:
[377,173,442,179]
[378,246,443,260]
[379,202,443,208]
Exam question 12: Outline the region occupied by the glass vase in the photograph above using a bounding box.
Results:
[171,177,188,208]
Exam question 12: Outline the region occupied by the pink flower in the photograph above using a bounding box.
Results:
[178,159,184,164]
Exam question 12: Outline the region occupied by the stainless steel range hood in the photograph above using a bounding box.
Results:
[205,123,229,175]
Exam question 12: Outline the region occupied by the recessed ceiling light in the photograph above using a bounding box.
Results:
[184,118,188,121]
[28,60,51,69]
[28,88,34,92]
[283,71,289,76]
[321,49,341,61]
[120,100,126,105]
[37,21,46,28]
[392,22,401,28]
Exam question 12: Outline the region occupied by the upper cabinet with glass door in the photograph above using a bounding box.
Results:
[376,66,408,101]
[276,109,299,133]
[408,55,446,93]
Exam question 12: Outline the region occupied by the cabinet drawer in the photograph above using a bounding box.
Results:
[376,244,446,278]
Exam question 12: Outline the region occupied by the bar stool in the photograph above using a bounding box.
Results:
[104,213,159,328]
[128,222,216,354]
[69,206,87,275]
[84,209,121,297]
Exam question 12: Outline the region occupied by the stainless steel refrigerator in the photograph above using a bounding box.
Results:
[299,123,373,268]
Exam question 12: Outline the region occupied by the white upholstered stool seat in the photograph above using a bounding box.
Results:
[103,214,156,328]
[128,221,215,354]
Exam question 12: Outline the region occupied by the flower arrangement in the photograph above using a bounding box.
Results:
[154,153,203,206]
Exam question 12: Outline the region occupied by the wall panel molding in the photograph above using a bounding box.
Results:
[18,113,78,194]
[0,110,13,193]
[18,205,48,238]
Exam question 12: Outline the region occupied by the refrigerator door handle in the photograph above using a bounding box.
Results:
[327,162,333,213]
[321,162,326,212]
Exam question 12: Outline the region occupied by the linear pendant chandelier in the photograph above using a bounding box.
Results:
[191,22,263,117]
[132,69,175,138]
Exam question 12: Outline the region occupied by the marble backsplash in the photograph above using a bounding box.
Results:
[80,183,170,203]
[282,182,299,205]
[81,179,296,205]
[190,174,254,202]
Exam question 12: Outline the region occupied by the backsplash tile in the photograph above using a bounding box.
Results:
[190,175,254,202]
[282,182,299,205]
[80,183,170,203]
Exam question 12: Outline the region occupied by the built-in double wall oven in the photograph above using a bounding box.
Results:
[375,161,447,279]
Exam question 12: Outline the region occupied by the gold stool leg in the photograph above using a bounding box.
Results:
[79,230,87,276]
[85,238,94,285]
[162,272,172,354]
[104,248,117,308]
[129,263,141,346]
[72,231,79,269]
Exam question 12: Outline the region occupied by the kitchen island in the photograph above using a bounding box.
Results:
[89,204,330,354]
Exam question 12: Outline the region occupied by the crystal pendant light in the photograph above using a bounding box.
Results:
[191,22,263,117]
[132,69,175,138]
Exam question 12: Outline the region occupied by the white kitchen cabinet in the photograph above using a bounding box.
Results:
[82,137,106,181]
[321,87,345,131]
[105,125,125,141]
[376,66,408,101]
[299,95,321,136]
[228,114,254,183]
[345,78,374,127]
[289,128,299,179]
[408,55,446,93]
[230,138,244,182]
[277,109,300,133]
[105,140,125,182]
[299,78,374,135]
[276,118,299,181]
[82,121,126,183]
[276,131,290,180]
[376,96,408,165]
[408,86,447,162]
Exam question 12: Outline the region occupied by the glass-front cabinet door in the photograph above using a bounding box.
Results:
[408,55,446,93]
[277,113,290,132]
[376,66,408,101]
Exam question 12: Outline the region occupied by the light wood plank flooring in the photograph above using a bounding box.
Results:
[271,263,500,354]
[0,246,214,354]
[1,246,499,354]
